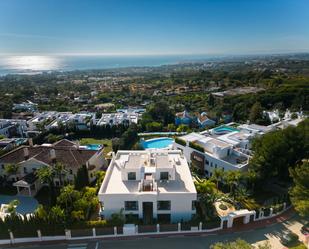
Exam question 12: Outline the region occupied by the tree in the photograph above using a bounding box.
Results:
[53,162,67,186]
[249,102,263,123]
[167,123,176,131]
[4,164,19,178]
[36,166,56,205]
[224,171,241,194]
[289,161,309,217]
[195,179,217,195]
[6,199,20,215]
[75,165,89,190]
[176,124,190,133]
[211,168,224,189]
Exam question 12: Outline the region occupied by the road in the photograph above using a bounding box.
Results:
[1,215,307,249]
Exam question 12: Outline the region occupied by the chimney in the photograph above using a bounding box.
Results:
[50,149,56,162]
[23,147,29,160]
[28,138,33,147]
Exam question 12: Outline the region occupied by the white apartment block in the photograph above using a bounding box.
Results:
[98,150,197,223]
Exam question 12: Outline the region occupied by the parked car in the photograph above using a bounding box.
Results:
[301,223,309,235]
[280,232,299,246]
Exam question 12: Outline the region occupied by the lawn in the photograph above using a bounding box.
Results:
[79,138,112,157]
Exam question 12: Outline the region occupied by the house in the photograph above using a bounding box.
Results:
[0,119,28,138]
[197,112,216,128]
[96,108,144,126]
[174,133,249,177]
[98,150,197,223]
[175,110,193,126]
[0,139,106,196]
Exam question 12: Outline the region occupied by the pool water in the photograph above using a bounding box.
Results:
[86,144,102,150]
[141,138,174,149]
[213,126,239,134]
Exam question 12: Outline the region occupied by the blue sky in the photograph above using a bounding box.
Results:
[0,0,309,55]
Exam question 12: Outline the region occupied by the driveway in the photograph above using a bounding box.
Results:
[0,195,38,215]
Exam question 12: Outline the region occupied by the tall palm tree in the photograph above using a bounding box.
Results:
[225,171,241,194]
[211,168,224,189]
[53,162,67,186]
[36,166,55,205]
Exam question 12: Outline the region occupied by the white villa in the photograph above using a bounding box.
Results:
[98,150,197,223]
[173,123,278,176]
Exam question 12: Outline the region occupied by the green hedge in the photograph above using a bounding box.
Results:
[175,137,186,146]
[189,142,205,152]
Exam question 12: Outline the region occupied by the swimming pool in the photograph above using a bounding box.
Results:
[85,144,102,150]
[141,137,174,149]
[213,126,239,135]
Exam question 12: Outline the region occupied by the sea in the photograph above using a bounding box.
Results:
[0,54,216,76]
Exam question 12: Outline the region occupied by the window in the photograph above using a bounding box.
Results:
[192,201,197,210]
[157,201,171,210]
[160,172,169,180]
[210,162,213,167]
[205,160,209,165]
[69,169,73,174]
[128,172,136,180]
[157,214,171,223]
[215,164,217,168]
[125,201,138,211]
[24,167,27,174]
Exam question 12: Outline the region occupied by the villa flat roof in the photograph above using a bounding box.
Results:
[100,150,196,195]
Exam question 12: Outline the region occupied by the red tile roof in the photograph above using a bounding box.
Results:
[0,140,98,168]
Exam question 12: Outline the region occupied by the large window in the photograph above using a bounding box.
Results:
[160,172,169,180]
[157,201,171,210]
[125,201,138,211]
[128,172,136,180]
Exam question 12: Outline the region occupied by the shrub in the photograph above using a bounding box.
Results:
[175,137,186,146]
[219,204,228,210]
[189,142,204,152]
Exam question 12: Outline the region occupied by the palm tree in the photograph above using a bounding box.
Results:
[211,168,224,189]
[36,166,55,205]
[225,171,241,194]
[53,162,67,186]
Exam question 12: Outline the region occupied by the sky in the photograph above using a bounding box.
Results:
[0,0,309,56]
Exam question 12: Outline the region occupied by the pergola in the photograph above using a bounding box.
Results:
[13,172,40,196]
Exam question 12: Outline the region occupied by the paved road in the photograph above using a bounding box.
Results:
[2,215,307,249]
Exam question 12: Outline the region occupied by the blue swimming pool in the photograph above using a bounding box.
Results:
[85,144,102,150]
[141,137,174,149]
[213,126,239,135]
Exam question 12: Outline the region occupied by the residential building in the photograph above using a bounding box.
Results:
[174,132,249,177]
[175,110,193,126]
[96,108,145,126]
[0,119,28,138]
[98,150,197,223]
[0,139,106,196]
[197,112,216,128]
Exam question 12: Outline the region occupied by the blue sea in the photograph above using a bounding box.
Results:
[0,54,215,75]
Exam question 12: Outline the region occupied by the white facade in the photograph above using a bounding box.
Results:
[174,131,250,177]
[98,150,197,223]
